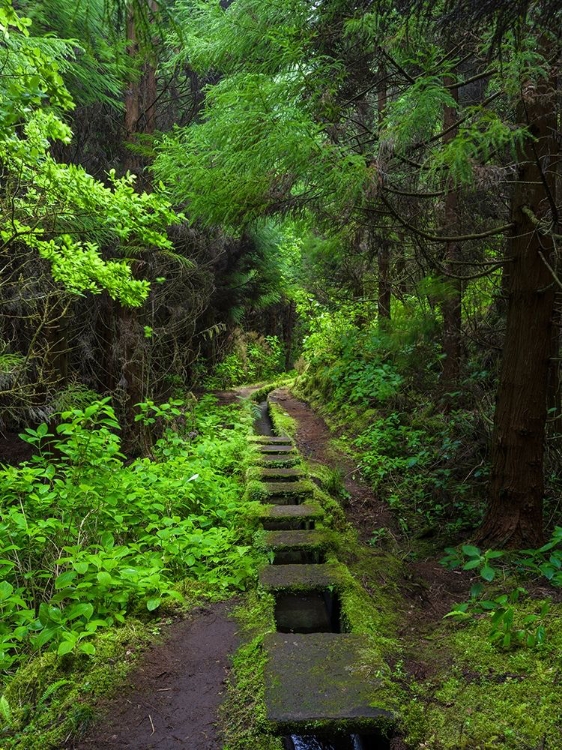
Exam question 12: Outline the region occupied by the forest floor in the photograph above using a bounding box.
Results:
[267,389,474,650]
[74,385,476,750]
[73,601,239,750]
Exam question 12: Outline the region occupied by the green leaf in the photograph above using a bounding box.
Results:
[461,545,481,557]
[0,581,14,601]
[57,640,75,656]
[79,642,96,656]
[96,571,112,586]
[480,565,496,582]
[73,562,89,575]
[66,603,94,621]
[146,597,161,611]
[55,571,76,589]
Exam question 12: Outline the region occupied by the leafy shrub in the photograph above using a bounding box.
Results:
[206,331,285,388]
[0,396,257,673]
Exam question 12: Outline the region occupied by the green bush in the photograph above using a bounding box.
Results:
[0,396,258,675]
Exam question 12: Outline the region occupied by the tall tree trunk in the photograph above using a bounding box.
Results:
[124,6,141,176]
[377,67,391,326]
[441,79,462,392]
[378,241,391,324]
[477,72,558,548]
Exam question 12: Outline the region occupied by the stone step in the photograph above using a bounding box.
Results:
[263,529,331,549]
[249,436,293,445]
[261,494,308,507]
[258,503,323,522]
[258,467,304,482]
[264,633,393,730]
[259,563,344,592]
[262,530,333,567]
[259,502,323,530]
[256,445,297,454]
[261,481,312,498]
[254,454,301,468]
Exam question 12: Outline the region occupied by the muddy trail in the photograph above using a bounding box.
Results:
[72,601,239,750]
[268,389,472,626]
[75,387,471,749]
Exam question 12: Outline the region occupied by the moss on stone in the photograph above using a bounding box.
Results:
[268,400,298,438]
[219,590,283,750]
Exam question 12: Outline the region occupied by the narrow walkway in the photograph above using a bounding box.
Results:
[73,602,239,750]
[249,400,394,749]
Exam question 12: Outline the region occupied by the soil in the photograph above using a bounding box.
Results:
[269,389,398,540]
[73,601,240,750]
[267,388,475,630]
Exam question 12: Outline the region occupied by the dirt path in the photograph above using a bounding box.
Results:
[269,388,397,540]
[268,388,473,628]
[73,601,239,750]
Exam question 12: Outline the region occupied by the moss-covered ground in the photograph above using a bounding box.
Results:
[265,387,562,750]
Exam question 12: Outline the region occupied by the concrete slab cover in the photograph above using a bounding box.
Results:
[259,503,324,519]
[264,530,330,550]
[264,633,392,725]
[257,445,297,454]
[259,563,344,591]
[249,436,294,445]
[262,481,312,496]
[259,468,305,481]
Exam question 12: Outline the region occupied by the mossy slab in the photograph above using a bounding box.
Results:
[263,530,331,551]
[258,468,305,482]
[257,445,298,454]
[258,503,324,520]
[262,481,313,497]
[264,633,393,730]
[254,455,302,468]
[259,563,345,592]
[249,436,293,445]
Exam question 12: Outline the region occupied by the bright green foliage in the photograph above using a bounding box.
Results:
[18,0,131,108]
[155,0,369,229]
[0,396,258,675]
[441,534,562,651]
[0,5,179,305]
[295,298,490,537]
[206,334,285,389]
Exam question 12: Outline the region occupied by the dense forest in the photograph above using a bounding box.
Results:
[1,0,562,748]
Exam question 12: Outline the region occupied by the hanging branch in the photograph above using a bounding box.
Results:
[379,194,514,242]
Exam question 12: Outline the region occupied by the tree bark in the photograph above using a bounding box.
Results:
[378,241,391,324]
[477,71,558,548]
[377,67,392,326]
[440,78,462,392]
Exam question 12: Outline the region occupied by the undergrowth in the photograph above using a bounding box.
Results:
[0,394,260,748]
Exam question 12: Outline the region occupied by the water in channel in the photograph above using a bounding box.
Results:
[284,735,379,750]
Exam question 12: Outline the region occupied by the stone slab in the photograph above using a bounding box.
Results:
[264,633,392,726]
[262,482,312,497]
[255,455,301,467]
[263,530,330,550]
[260,494,306,506]
[258,503,324,520]
[257,445,297,454]
[259,468,305,482]
[259,563,343,592]
[249,436,293,445]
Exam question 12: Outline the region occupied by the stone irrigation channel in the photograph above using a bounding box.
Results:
[247,400,395,750]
